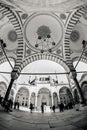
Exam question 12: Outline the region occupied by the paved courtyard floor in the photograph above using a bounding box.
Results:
[0,105,87,130]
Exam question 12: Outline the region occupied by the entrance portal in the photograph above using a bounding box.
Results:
[37,88,51,107]
[42,102,47,106]
[41,95,47,106]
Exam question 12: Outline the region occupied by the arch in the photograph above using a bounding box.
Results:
[21,54,70,74]
[73,57,87,65]
[0,3,23,79]
[59,86,73,105]
[0,81,7,97]
[0,55,16,66]
[20,56,70,86]
[0,57,15,68]
[15,87,29,106]
[53,92,58,107]
[64,5,87,70]
[38,87,51,94]
[37,87,51,107]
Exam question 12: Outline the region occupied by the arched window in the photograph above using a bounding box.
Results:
[15,87,29,106]
[59,87,73,105]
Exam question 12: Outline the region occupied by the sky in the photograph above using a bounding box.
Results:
[17,60,68,84]
[0,60,87,84]
[73,61,87,80]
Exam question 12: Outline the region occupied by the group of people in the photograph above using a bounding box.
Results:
[14,101,20,110]
[3,99,20,112]
[58,102,64,112]
[40,102,73,113]
[0,94,76,113]
[3,99,13,112]
[29,103,47,113]
[41,104,55,113]
[0,95,20,112]
[29,102,67,113]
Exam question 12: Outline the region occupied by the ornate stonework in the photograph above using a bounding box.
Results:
[70,30,80,42]
[24,12,63,53]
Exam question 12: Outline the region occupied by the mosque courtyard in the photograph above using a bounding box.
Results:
[0,105,87,130]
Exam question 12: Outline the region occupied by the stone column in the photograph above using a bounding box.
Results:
[51,93,53,106]
[35,94,38,110]
[4,78,14,101]
[57,93,60,104]
[4,71,18,102]
[28,93,31,108]
[70,71,86,104]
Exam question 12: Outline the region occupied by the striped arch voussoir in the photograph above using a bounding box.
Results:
[19,54,70,74]
[0,3,24,79]
[64,5,87,71]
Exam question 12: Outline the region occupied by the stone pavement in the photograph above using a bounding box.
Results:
[0,105,87,130]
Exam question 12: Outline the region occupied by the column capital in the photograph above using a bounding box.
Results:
[69,70,77,79]
[11,70,18,80]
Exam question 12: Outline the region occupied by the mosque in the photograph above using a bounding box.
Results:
[0,0,87,112]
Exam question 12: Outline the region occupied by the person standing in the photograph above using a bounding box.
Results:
[52,105,55,113]
[30,102,33,113]
[41,104,44,113]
